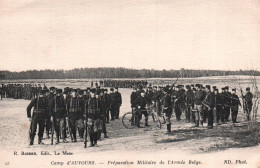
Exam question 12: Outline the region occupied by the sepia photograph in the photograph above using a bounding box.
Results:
[0,0,260,168]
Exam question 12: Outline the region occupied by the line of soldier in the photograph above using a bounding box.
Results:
[0,83,48,100]
[130,84,253,133]
[99,80,148,88]
[27,86,122,147]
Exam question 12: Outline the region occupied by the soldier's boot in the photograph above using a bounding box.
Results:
[30,135,35,145]
[63,138,68,143]
[104,133,108,138]
[46,130,50,139]
[55,133,59,144]
[38,136,44,145]
[200,121,203,126]
[98,131,102,141]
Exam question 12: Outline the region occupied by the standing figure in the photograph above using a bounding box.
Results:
[86,88,101,147]
[49,89,68,144]
[27,90,48,145]
[66,89,85,142]
[243,87,253,121]
[230,89,241,123]
[114,87,122,119]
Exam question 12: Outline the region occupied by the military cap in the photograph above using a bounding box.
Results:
[213,86,217,89]
[90,88,96,93]
[148,86,152,89]
[246,87,250,91]
[77,90,83,95]
[153,86,157,88]
[115,87,118,89]
[195,84,200,87]
[163,87,169,92]
[185,85,190,89]
[225,86,229,90]
[104,89,108,92]
[50,87,55,91]
[232,88,236,91]
[56,89,62,94]
[191,84,194,87]
[87,87,90,90]
[110,88,114,91]
[193,88,197,91]
[71,89,77,93]
[221,87,225,90]
[206,85,211,89]
[215,89,219,92]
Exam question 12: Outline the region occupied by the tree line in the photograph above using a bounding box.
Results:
[0,68,259,80]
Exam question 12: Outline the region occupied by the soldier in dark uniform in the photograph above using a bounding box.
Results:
[203,85,215,129]
[185,85,194,123]
[27,90,48,145]
[104,89,111,123]
[230,88,241,123]
[135,91,149,127]
[114,87,122,119]
[243,87,253,121]
[224,86,231,122]
[174,85,185,121]
[99,90,108,139]
[109,88,116,121]
[66,89,85,142]
[85,88,102,147]
[213,88,223,125]
[130,86,138,123]
[45,87,55,139]
[162,87,172,133]
[193,84,205,127]
[49,89,68,143]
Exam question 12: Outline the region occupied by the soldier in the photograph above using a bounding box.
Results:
[174,85,185,121]
[219,87,227,124]
[66,89,85,142]
[27,90,48,145]
[109,88,116,121]
[203,85,215,129]
[230,89,241,123]
[213,88,223,125]
[222,86,231,122]
[49,89,68,144]
[130,86,138,122]
[103,89,111,123]
[45,87,55,139]
[243,87,253,121]
[99,90,109,139]
[135,91,149,127]
[114,87,122,119]
[85,88,102,147]
[162,87,172,133]
[193,84,205,127]
[185,85,194,123]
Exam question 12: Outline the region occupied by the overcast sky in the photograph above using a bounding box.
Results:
[0,0,259,72]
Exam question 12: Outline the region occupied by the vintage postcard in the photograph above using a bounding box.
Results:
[0,0,260,168]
